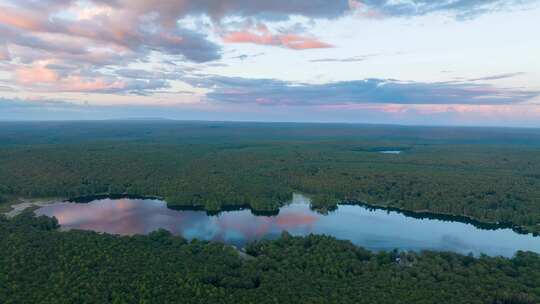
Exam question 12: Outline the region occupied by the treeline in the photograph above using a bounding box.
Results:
[1,139,540,233]
[1,122,540,233]
[1,212,539,303]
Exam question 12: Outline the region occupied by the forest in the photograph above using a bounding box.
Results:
[1,121,540,233]
[1,210,539,303]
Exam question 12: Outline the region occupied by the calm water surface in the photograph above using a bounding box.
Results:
[36,194,540,257]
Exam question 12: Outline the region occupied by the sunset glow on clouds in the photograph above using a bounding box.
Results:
[221,22,333,50]
[0,0,539,126]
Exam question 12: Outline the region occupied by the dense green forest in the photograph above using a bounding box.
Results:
[1,121,540,233]
[1,211,539,304]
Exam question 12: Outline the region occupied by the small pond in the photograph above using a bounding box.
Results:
[35,194,540,257]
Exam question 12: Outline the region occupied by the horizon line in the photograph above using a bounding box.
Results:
[1,118,539,130]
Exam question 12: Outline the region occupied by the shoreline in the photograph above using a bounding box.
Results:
[3,193,538,236]
[341,200,538,237]
[3,197,65,218]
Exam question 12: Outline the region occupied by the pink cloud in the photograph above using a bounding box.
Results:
[0,7,46,31]
[0,0,343,97]
[14,64,127,93]
[348,0,384,18]
[379,104,408,113]
[278,34,333,50]
[0,44,10,60]
[0,1,220,64]
[15,65,59,84]
[222,23,333,50]
[213,209,320,240]
[411,104,536,116]
[276,213,318,227]
[58,76,126,92]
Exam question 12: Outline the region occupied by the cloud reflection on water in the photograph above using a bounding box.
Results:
[39,195,321,244]
[36,194,540,257]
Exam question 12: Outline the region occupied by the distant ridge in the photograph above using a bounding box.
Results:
[110,117,174,121]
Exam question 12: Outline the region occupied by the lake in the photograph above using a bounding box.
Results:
[35,193,540,257]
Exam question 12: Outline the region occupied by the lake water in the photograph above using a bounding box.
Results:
[380,150,401,154]
[35,194,540,257]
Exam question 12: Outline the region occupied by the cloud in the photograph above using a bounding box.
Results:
[0,0,537,102]
[467,72,525,82]
[0,97,82,112]
[15,64,59,84]
[310,55,375,63]
[0,0,351,63]
[230,52,265,61]
[3,97,540,128]
[185,76,540,106]
[1,0,533,69]
[222,23,332,50]
[54,77,169,94]
[0,24,88,56]
[350,0,539,19]
[0,0,352,95]
[85,0,352,27]
[11,63,169,94]
[0,2,220,63]
[115,69,182,80]
[0,97,248,122]
[310,57,366,63]
[310,52,405,63]
[0,44,10,60]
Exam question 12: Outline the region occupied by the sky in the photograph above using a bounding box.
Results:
[0,0,539,127]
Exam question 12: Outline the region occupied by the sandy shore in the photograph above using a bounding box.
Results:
[4,198,63,218]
